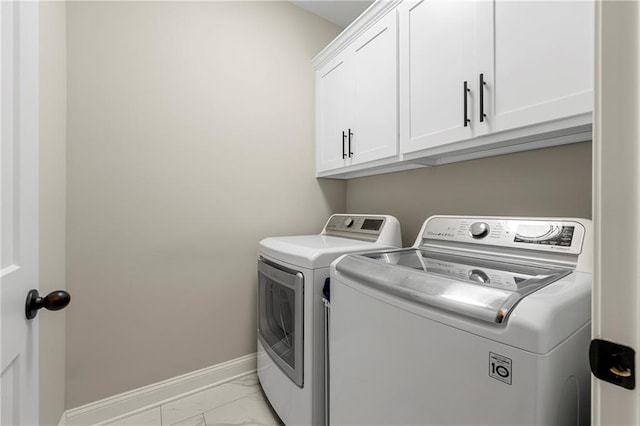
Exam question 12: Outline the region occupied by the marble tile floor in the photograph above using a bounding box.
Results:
[103,373,283,426]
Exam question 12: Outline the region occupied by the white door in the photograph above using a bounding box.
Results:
[478,0,593,135]
[351,11,398,165]
[1,1,40,424]
[316,54,353,172]
[592,1,640,424]
[400,0,475,154]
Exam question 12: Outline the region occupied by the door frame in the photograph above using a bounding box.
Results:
[592,0,640,423]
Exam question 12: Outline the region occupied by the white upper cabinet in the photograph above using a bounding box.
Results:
[399,0,478,152]
[352,13,398,165]
[478,1,594,135]
[400,0,594,159]
[317,56,355,172]
[314,0,594,178]
[315,8,399,175]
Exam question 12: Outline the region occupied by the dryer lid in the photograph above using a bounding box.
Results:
[334,248,572,325]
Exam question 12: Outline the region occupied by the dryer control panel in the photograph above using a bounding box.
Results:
[322,214,402,246]
[326,215,384,233]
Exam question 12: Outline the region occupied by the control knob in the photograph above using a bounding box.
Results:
[344,217,354,228]
[469,222,490,239]
[468,269,490,284]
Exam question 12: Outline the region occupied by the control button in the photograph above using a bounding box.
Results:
[344,217,354,228]
[469,222,490,239]
[468,269,490,284]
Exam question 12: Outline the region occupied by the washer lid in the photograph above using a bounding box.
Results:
[258,235,391,269]
[334,248,572,325]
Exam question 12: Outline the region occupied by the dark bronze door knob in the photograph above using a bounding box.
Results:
[25,289,71,320]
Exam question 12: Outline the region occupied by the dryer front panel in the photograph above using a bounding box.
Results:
[257,257,304,387]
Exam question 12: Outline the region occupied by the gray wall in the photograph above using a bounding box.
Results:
[65,1,344,408]
[39,1,67,424]
[346,142,592,246]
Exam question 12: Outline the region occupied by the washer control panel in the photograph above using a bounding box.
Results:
[422,217,586,255]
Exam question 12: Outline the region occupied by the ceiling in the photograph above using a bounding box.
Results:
[290,0,374,29]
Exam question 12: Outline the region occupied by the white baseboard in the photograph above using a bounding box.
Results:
[61,353,257,426]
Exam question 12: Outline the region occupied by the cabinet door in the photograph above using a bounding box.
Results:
[351,12,398,164]
[400,0,476,154]
[317,55,354,172]
[477,0,594,134]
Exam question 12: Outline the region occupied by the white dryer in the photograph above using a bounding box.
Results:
[329,216,592,426]
[257,214,402,426]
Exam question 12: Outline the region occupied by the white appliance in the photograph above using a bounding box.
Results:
[330,216,593,425]
[257,214,402,426]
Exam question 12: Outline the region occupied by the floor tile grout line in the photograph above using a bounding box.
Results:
[200,390,282,426]
[200,389,260,415]
[163,387,262,426]
[169,389,262,426]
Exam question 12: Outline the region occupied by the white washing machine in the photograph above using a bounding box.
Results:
[257,214,402,426]
[329,215,593,426]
